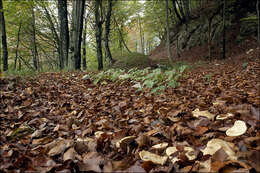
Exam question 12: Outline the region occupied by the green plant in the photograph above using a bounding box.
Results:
[92,64,188,94]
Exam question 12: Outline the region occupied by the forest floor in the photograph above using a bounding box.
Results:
[0,44,260,172]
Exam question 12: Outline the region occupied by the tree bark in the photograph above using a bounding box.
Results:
[166,0,173,65]
[82,13,87,71]
[31,5,39,70]
[95,0,103,70]
[222,0,226,59]
[104,0,115,64]
[257,0,260,48]
[138,17,145,54]
[171,0,185,23]
[0,0,8,71]
[58,0,69,69]
[69,0,85,70]
[14,21,22,70]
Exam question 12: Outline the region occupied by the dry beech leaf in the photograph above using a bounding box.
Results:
[166,147,179,164]
[202,138,237,160]
[184,147,196,160]
[94,131,105,138]
[48,140,67,156]
[216,113,234,120]
[116,136,136,148]
[226,120,247,137]
[192,108,215,120]
[152,142,168,149]
[139,150,168,165]
[63,147,76,161]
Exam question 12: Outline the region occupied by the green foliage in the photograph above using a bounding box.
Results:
[92,64,188,94]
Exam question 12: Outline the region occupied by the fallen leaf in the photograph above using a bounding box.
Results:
[202,138,237,160]
[226,120,247,137]
[139,150,168,165]
[192,108,215,120]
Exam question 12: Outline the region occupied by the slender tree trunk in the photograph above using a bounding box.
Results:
[43,4,60,69]
[166,0,173,65]
[58,0,69,69]
[82,14,87,70]
[70,0,85,70]
[104,0,115,64]
[222,0,226,59]
[257,0,260,48]
[95,0,103,70]
[31,6,39,70]
[208,18,212,59]
[0,0,8,71]
[138,17,145,54]
[113,17,131,53]
[14,21,22,70]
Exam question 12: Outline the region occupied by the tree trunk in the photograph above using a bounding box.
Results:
[166,0,173,65]
[95,0,103,70]
[58,0,69,69]
[171,0,185,23]
[138,17,145,54]
[14,21,22,70]
[82,16,87,71]
[104,0,115,64]
[70,0,85,70]
[43,3,60,69]
[0,0,8,71]
[208,18,212,59]
[183,0,190,20]
[31,5,39,70]
[222,0,226,59]
[257,0,260,48]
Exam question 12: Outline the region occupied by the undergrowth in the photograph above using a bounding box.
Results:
[92,64,188,94]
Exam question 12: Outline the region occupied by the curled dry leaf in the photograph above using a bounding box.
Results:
[166,147,179,164]
[202,138,237,160]
[139,150,168,165]
[94,131,104,138]
[116,136,136,148]
[192,108,215,120]
[184,147,196,160]
[48,140,67,156]
[226,120,247,137]
[216,113,234,120]
[63,147,77,161]
[152,142,168,149]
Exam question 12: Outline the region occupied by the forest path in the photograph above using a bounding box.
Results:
[0,55,259,172]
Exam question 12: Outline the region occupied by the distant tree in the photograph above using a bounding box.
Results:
[0,0,8,71]
[95,0,103,70]
[222,0,226,59]
[257,0,260,48]
[14,21,22,70]
[166,0,173,65]
[104,0,115,64]
[30,4,39,70]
